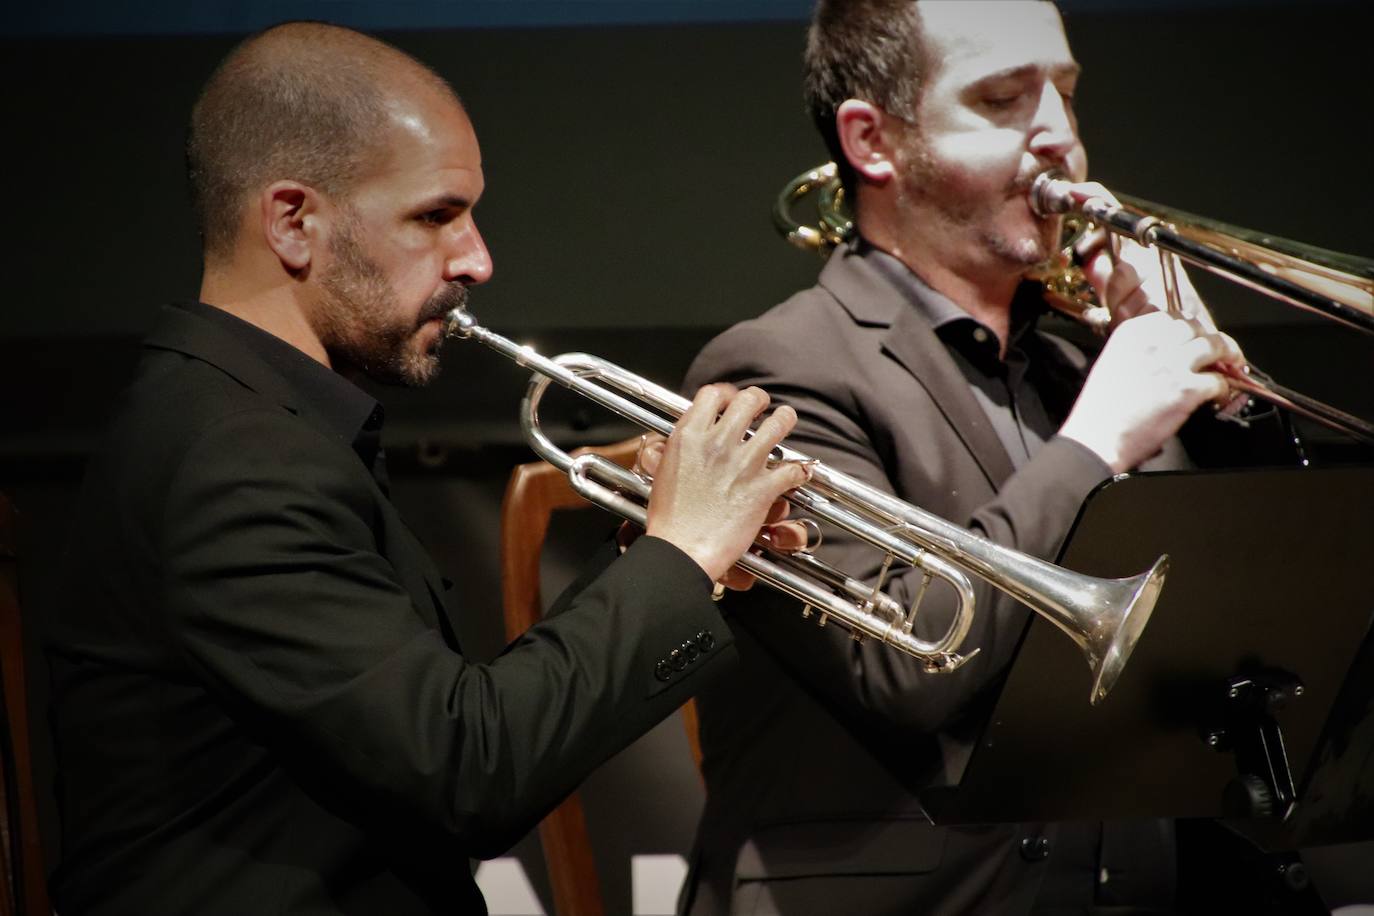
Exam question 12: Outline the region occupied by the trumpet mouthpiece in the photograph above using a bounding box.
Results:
[444,307,478,339]
[1029,170,1075,218]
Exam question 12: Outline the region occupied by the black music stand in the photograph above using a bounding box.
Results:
[921,466,1374,851]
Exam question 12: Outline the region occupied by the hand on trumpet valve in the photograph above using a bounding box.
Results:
[635,386,812,590]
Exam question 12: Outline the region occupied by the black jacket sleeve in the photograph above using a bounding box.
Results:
[159,405,730,856]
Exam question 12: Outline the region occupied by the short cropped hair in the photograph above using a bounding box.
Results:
[802,0,929,196]
[186,22,454,262]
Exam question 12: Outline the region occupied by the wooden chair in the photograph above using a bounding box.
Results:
[0,494,51,916]
[500,440,702,916]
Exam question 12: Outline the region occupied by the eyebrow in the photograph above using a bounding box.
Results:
[418,194,476,212]
[971,62,1082,87]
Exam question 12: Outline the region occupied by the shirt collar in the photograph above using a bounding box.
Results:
[176,301,386,463]
[856,237,1045,353]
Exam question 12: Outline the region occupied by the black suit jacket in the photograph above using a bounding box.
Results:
[678,244,1193,915]
[47,302,731,915]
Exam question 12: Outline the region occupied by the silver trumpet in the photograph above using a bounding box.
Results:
[446,307,1167,704]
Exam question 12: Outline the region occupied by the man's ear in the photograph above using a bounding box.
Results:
[836,99,897,184]
[260,180,320,273]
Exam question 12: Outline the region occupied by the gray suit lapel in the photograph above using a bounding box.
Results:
[881,306,1016,488]
[819,246,1016,489]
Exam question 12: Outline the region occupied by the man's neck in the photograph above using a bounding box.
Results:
[862,224,1020,358]
[199,264,332,368]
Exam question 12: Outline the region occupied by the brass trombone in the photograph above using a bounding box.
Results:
[774,161,1374,444]
[446,307,1167,704]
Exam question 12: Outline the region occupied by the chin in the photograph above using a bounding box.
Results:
[393,347,441,388]
[990,234,1051,269]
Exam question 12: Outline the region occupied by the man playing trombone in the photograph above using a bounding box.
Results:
[676,2,1294,913]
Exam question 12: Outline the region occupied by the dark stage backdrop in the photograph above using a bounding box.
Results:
[3,2,1372,912]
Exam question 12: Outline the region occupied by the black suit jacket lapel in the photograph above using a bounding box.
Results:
[143,305,461,643]
[144,304,314,425]
[819,248,1016,490]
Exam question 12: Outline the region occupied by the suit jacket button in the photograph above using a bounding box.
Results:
[696,629,715,652]
[654,660,672,682]
[683,640,700,663]
[670,648,688,671]
[1020,836,1051,862]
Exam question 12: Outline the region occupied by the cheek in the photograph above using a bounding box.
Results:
[388,252,445,299]
[1068,145,1089,181]
[928,131,1026,188]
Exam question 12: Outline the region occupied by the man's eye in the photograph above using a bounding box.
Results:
[419,210,452,226]
[984,95,1021,109]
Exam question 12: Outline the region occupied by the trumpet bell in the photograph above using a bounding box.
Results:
[1082,555,1168,704]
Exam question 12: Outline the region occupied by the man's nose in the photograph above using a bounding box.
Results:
[1028,83,1078,161]
[445,222,493,286]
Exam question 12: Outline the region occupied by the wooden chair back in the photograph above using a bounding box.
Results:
[499,440,702,916]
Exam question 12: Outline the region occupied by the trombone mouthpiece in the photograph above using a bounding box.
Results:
[1029,170,1075,218]
[443,307,478,339]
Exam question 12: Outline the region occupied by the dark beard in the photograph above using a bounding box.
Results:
[319,218,470,388]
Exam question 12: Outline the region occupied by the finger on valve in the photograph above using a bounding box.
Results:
[674,383,735,437]
[637,392,807,596]
[634,433,666,478]
[648,387,805,583]
[715,516,813,595]
[713,386,772,443]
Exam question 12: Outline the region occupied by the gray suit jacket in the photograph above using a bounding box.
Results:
[678,244,1184,915]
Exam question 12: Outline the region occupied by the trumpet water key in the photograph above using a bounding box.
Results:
[445,307,1167,704]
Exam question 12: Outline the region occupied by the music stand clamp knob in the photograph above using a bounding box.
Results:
[1204,670,1304,821]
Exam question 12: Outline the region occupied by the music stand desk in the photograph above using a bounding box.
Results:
[922,466,1374,848]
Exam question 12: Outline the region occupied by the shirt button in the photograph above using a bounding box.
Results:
[1019,836,1051,862]
[654,660,672,682]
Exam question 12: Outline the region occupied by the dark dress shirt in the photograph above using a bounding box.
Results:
[866,244,1064,471]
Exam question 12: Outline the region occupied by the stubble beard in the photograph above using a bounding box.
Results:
[895,135,1058,271]
[318,214,469,388]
